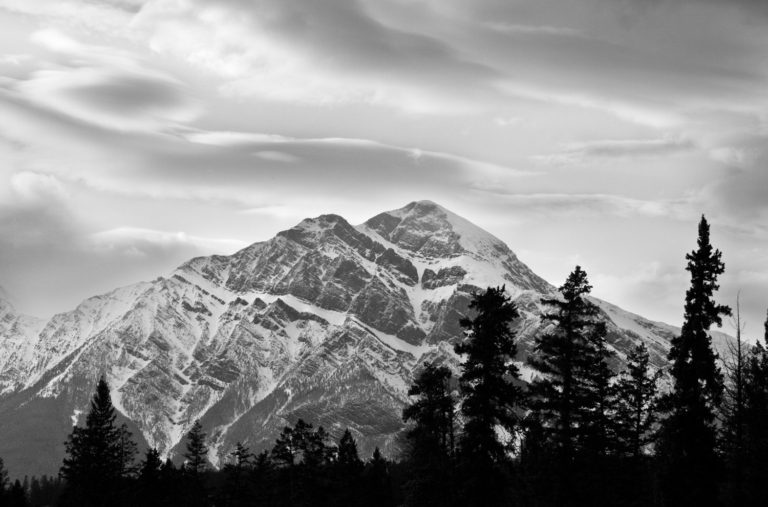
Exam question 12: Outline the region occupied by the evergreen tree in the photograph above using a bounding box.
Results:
[454,285,523,506]
[7,479,27,507]
[184,420,209,476]
[402,362,456,457]
[401,361,456,507]
[59,376,137,507]
[137,448,164,507]
[223,442,253,507]
[658,215,731,507]
[272,424,296,468]
[613,343,660,459]
[739,310,768,506]
[335,429,363,507]
[528,266,613,455]
[270,419,334,507]
[182,420,209,507]
[365,448,394,507]
[526,266,615,505]
[251,451,274,507]
[337,429,362,471]
[0,456,8,498]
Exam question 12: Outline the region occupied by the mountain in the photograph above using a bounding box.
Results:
[0,200,682,476]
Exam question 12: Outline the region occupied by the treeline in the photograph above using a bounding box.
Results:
[1,216,768,507]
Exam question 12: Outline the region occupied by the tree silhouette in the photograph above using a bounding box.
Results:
[454,286,522,506]
[59,377,137,507]
[658,215,731,507]
[402,361,456,507]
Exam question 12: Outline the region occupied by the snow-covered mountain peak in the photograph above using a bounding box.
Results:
[361,200,507,260]
[0,200,686,476]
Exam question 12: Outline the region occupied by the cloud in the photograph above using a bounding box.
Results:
[91,227,247,256]
[7,29,201,131]
[531,136,694,164]
[474,191,695,221]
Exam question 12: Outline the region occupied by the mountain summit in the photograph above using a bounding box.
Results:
[0,201,678,476]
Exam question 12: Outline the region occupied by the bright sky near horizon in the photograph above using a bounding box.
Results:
[1,0,767,334]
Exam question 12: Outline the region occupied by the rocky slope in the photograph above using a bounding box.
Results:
[0,201,686,476]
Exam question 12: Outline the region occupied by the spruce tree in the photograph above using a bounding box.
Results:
[0,456,8,497]
[401,361,456,507]
[658,215,731,507]
[613,343,660,459]
[138,447,163,501]
[454,286,522,507]
[455,286,522,460]
[60,377,137,507]
[335,429,363,507]
[527,266,614,458]
[184,420,209,476]
[365,448,393,507]
[182,420,209,507]
[223,442,253,507]
[526,266,615,506]
[740,310,768,506]
[272,424,296,468]
[7,479,27,507]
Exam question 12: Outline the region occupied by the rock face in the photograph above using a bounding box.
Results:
[0,200,683,476]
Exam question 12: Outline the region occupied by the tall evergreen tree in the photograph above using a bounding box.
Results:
[401,361,456,507]
[59,377,137,507]
[137,447,163,507]
[0,456,8,497]
[613,343,660,459]
[527,266,614,458]
[365,448,394,507]
[454,286,522,506]
[526,266,616,506]
[222,442,253,507]
[455,286,522,460]
[337,429,362,471]
[184,420,209,476]
[402,362,456,457]
[6,479,27,507]
[739,310,768,506]
[335,429,363,507]
[658,215,731,507]
[182,420,209,507]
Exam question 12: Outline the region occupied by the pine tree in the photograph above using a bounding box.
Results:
[402,362,456,457]
[59,377,137,507]
[0,457,8,497]
[184,420,209,476]
[455,286,522,460]
[740,310,768,506]
[136,448,163,507]
[658,215,731,507]
[251,451,274,507]
[365,448,393,507]
[223,442,253,507]
[613,343,660,459]
[453,286,522,506]
[7,479,27,507]
[402,361,456,507]
[337,429,362,471]
[335,429,363,507]
[272,424,296,468]
[526,266,616,506]
[527,266,614,458]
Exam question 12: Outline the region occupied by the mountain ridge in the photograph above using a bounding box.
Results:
[0,200,689,476]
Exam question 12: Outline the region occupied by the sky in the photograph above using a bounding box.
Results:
[0,0,767,336]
